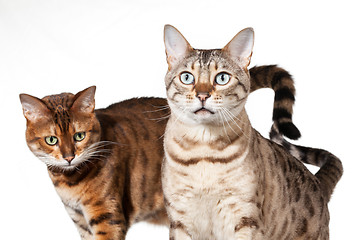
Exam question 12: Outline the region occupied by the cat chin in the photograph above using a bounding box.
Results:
[56,165,78,172]
[46,162,85,172]
[182,112,220,126]
[36,155,86,172]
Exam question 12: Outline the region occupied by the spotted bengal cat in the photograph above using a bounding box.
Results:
[161,25,343,240]
[20,65,300,239]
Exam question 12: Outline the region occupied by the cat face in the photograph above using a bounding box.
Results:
[20,86,101,171]
[164,25,254,125]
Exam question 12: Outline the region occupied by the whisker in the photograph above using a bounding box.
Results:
[146,113,171,121]
[221,107,245,124]
[218,110,231,142]
[220,107,250,140]
[159,106,188,140]
[221,110,242,138]
[143,105,170,113]
[149,104,170,109]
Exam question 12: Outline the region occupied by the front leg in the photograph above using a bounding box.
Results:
[84,202,128,240]
[63,202,93,239]
[234,216,264,240]
[170,222,192,240]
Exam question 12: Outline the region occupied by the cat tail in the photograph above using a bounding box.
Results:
[270,124,343,201]
[249,65,301,140]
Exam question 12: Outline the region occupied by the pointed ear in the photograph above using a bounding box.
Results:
[164,25,192,68]
[223,27,254,69]
[71,86,96,114]
[19,94,51,122]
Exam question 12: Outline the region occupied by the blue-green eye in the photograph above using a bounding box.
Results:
[74,132,86,142]
[215,73,231,85]
[180,72,195,85]
[45,136,58,146]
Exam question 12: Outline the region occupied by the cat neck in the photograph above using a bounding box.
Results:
[167,108,252,144]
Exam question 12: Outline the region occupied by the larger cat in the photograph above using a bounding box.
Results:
[162,25,343,240]
[20,71,299,238]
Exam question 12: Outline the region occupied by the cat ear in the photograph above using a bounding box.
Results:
[164,25,193,68]
[223,27,254,69]
[71,86,96,114]
[19,94,51,122]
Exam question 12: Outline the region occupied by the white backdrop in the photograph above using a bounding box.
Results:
[1,0,357,239]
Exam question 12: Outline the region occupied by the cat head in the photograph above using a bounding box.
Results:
[164,25,254,125]
[20,86,101,171]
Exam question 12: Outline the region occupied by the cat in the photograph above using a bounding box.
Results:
[161,25,343,240]
[20,87,169,240]
[20,70,299,239]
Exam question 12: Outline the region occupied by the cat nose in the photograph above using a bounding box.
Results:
[63,155,75,163]
[196,92,211,102]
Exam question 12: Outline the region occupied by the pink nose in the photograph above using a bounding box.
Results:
[197,92,211,102]
[63,155,75,163]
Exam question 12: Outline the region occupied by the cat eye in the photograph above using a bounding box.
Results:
[45,136,58,146]
[180,72,195,85]
[74,132,86,142]
[215,73,231,85]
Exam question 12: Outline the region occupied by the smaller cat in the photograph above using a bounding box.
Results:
[20,87,170,240]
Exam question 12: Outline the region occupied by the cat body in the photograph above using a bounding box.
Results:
[162,25,342,240]
[20,88,169,239]
[163,119,325,239]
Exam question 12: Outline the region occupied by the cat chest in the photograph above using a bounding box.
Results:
[167,160,256,201]
[165,161,258,238]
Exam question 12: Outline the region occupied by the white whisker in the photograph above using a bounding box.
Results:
[159,106,188,140]
[221,110,242,138]
[218,110,231,142]
[144,104,170,113]
[220,107,250,140]
[146,113,171,121]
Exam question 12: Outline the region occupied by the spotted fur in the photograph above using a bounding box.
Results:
[270,124,343,201]
[162,25,342,240]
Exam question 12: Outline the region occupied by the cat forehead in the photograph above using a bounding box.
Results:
[41,93,76,132]
[42,92,75,110]
[195,49,222,64]
[182,49,233,69]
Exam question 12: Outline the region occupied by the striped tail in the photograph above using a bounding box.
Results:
[249,65,301,140]
[270,124,343,201]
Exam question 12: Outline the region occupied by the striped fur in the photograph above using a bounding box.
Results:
[162,25,342,240]
[20,87,170,240]
[19,63,299,240]
[250,65,301,140]
[270,124,343,201]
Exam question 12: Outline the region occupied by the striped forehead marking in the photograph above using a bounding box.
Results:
[45,94,73,132]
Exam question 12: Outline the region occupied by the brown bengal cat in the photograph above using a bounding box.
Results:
[161,25,343,240]
[20,65,300,239]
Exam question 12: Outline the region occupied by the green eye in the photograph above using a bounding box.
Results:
[215,73,231,85]
[180,72,195,85]
[74,132,86,142]
[45,136,58,146]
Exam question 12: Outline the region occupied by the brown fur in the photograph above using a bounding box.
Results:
[21,87,169,239]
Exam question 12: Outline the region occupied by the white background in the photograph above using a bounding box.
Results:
[1,0,357,239]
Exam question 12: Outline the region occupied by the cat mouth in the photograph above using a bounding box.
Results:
[194,107,215,115]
